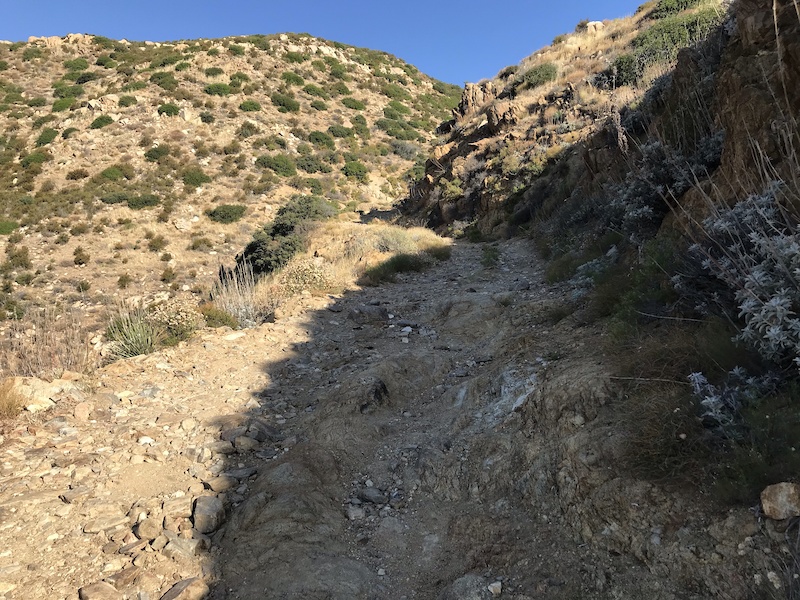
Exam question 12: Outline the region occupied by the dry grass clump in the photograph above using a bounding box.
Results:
[212,261,277,327]
[0,307,90,379]
[0,378,24,420]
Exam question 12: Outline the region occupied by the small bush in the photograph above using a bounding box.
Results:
[21,153,49,168]
[309,130,335,148]
[199,303,239,328]
[0,221,19,235]
[0,379,24,420]
[284,51,308,63]
[204,83,231,96]
[200,111,215,123]
[66,168,90,180]
[183,167,211,187]
[26,96,47,107]
[101,192,129,205]
[144,144,170,162]
[342,160,369,183]
[651,0,702,18]
[158,103,180,116]
[239,99,261,112]
[160,267,176,283]
[118,95,137,107]
[127,194,160,210]
[281,72,304,86]
[52,97,75,112]
[35,128,58,147]
[147,235,168,252]
[205,67,224,77]
[228,44,245,56]
[271,92,300,113]
[341,97,365,110]
[328,124,353,138]
[53,84,83,98]
[522,62,558,89]
[310,100,328,111]
[175,61,190,71]
[363,253,428,284]
[89,115,114,129]
[150,71,178,91]
[207,204,246,224]
[255,153,296,176]
[107,305,163,358]
[64,57,89,71]
[303,84,328,98]
[62,127,79,139]
[297,155,332,174]
[118,274,132,289]
[73,246,90,265]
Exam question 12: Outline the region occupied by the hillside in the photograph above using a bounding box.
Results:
[0,32,460,324]
[2,2,800,600]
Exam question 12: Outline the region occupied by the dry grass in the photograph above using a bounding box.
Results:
[212,261,277,327]
[0,307,91,379]
[0,378,24,420]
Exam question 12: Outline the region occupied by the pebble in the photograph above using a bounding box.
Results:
[488,581,502,596]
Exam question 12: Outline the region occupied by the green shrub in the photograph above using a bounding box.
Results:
[96,55,116,68]
[229,72,250,86]
[207,48,220,57]
[522,62,558,89]
[101,163,134,180]
[183,167,211,187]
[303,84,328,98]
[381,83,410,100]
[150,53,182,68]
[309,130,335,148]
[239,99,261,112]
[228,44,245,56]
[271,92,300,113]
[158,103,180,116]
[612,53,641,87]
[66,168,90,180]
[89,115,113,129]
[64,58,89,71]
[127,194,160,209]
[281,71,304,86]
[122,81,147,92]
[22,47,43,62]
[310,100,328,111]
[204,83,231,96]
[62,127,78,139]
[284,51,308,63]
[53,84,83,98]
[101,192,129,205]
[207,204,246,223]
[26,96,47,107]
[175,61,190,71]
[200,111,215,123]
[633,7,722,66]
[144,144,170,162]
[237,121,259,138]
[255,153,296,176]
[0,221,19,235]
[297,155,332,174]
[35,128,58,147]
[205,66,224,77]
[117,274,132,289]
[329,82,351,95]
[32,115,55,129]
[342,160,369,183]
[118,95,137,107]
[363,253,427,284]
[199,303,239,328]
[0,61,7,71]
[341,97,365,110]
[651,0,702,18]
[20,152,48,168]
[147,235,168,252]
[327,124,352,138]
[150,71,178,91]
[75,71,101,85]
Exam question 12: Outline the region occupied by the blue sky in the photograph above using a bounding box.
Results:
[1,1,644,84]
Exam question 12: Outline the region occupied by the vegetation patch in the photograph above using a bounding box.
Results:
[206,204,246,224]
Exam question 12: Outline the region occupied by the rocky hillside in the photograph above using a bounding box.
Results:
[0,32,460,319]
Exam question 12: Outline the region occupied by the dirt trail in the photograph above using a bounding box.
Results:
[0,240,769,600]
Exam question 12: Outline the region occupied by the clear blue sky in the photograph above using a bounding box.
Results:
[1,1,644,84]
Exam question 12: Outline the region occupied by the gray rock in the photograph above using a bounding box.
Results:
[348,305,389,325]
[193,496,225,534]
[135,517,162,541]
[439,574,491,600]
[234,436,259,451]
[206,441,235,455]
[163,536,202,560]
[224,467,258,480]
[160,577,209,600]
[762,482,800,520]
[83,513,129,534]
[162,496,193,519]
[206,475,237,492]
[78,581,123,600]
[347,505,366,521]
[359,487,389,505]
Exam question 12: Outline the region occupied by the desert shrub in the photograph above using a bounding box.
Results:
[97,55,116,68]
[381,83,410,100]
[228,44,245,56]
[22,47,43,61]
[175,61,190,71]
[61,127,79,139]
[183,167,211,187]
[100,164,133,180]
[280,258,334,294]
[199,111,215,123]
[119,95,137,107]
[66,168,90,180]
[651,0,702,18]
[303,84,328,98]
[150,71,178,91]
[199,303,239,328]
[101,192,129,204]
[157,103,180,116]
[52,97,75,112]
[329,81,350,95]
[239,99,261,112]
[26,96,47,107]
[122,81,147,92]
[310,100,328,111]
[297,155,332,174]
[89,115,113,129]
[207,204,246,223]
[363,253,428,284]
[611,53,640,87]
[0,221,18,235]
[237,121,259,138]
[75,280,90,292]
[522,62,558,89]
[64,57,89,70]
[309,130,335,148]
[205,66,224,77]
[341,97,365,110]
[327,124,352,138]
[35,128,58,147]
[342,160,369,183]
[117,274,132,289]
[281,72,304,86]
[0,61,7,71]
[20,152,48,168]
[147,235,168,252]
[204,83,231,96]
[74,71,101,84]
[53,84,83,98]
[147,296,204,343]
[32,115,56,129]
[73,246,90,265]
[284,51,308,63]
[106,304,163,358]
[150,53,182,69]
[0,379,23,419]
[144,144,171,162]
[229,72,250,87]
[127,194,160,209]
[390,140,419,160]
[633,7,722,67]
[255,153,296,176]
[271,92,299,113]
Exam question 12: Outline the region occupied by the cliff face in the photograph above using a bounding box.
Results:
[404,0,800,238]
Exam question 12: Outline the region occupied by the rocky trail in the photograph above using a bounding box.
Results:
[0,240,775,600]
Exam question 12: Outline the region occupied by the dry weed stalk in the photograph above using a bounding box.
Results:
[212,261,276,327]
